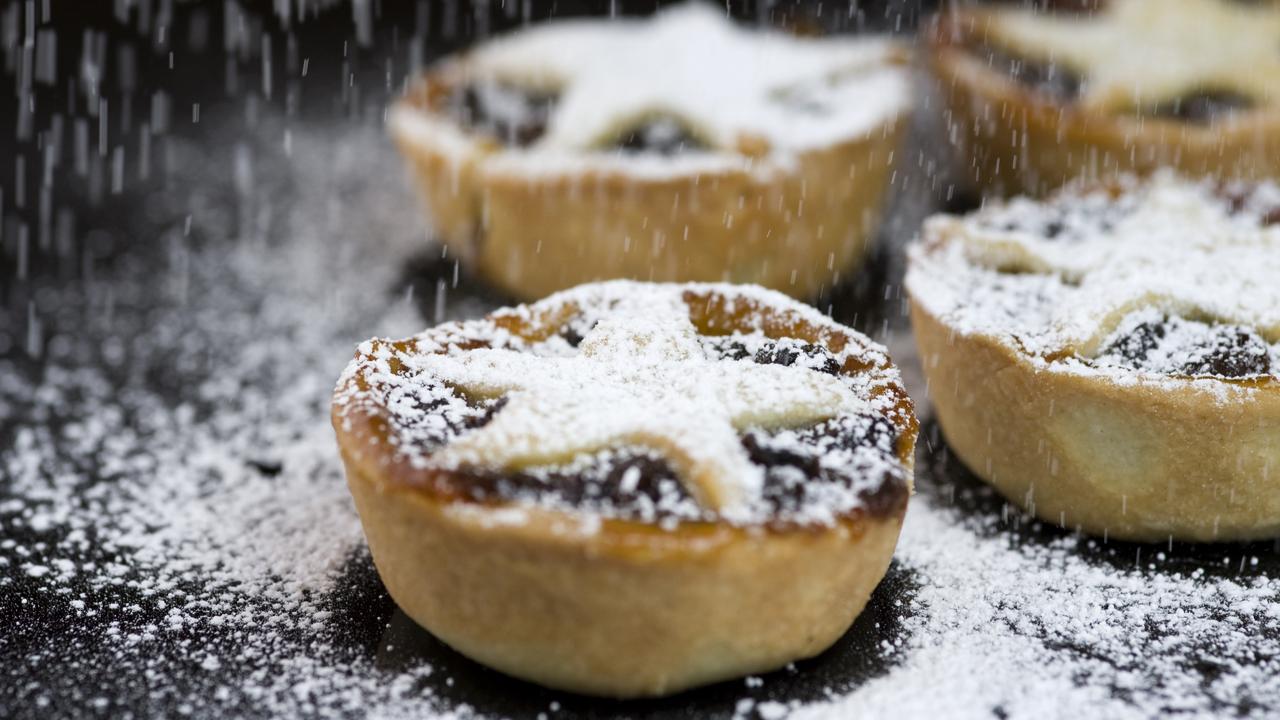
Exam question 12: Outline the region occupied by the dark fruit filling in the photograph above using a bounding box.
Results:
[389,387,508,451]
[558,319,597,349]
[403,336,904,522]
[611,116,708,155]
[1144,90,1255,124]
[969,41,1084,101]
[983,192,1136,243]
[967,38,1257,124]
[707,337,843,375]
[1216,183,1280,226]
[446,82,558,147]
[755,343,842,375]
[744,414,906,518]
[1097,315,1273,378]
[455,451,693,517]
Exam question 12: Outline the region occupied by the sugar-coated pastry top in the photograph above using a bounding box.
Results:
[391,2,909,177]
[984,0,1280,116]
[334,282,914,528]
[909,172,1280,398]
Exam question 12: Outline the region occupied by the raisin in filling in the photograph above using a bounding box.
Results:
[1096,314,1273,378]
[446,82,558,147]
[454,451,699,521]
[744,414,907,518]
[981,192,1135,243]
[707,337,843,375]
[409,337,904,522]
[1216,183,1280,226]
[1145,90,1255,124]
[557,318,597,349]
[450,411,904,523]
[967,41,1085,101]
[387,381,507,452]
[611,117,708,155]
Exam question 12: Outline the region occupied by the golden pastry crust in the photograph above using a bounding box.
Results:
[926,1,1280,197]
[342,467,905,697]
[332,282,917,696]
[392,120,905,301]
[389,9,909,300]
[907,175,1280,541]
[912,301,1280,542]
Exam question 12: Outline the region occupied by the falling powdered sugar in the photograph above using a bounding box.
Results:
[0,123,484,718]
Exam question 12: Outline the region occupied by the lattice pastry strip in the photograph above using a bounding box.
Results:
[987,0,1280,114]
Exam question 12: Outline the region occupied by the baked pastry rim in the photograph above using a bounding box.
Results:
[907,212,1280,541]
[332,282,918,696]
[341,447,908,696]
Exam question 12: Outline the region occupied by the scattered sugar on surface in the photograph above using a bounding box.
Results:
[789,481,1280,719]
[0,123,481,718]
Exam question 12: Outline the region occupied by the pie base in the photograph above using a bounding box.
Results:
[926,12,1280,197]
[391,105,905,300]
[911,301,1280,542]
[341,451,905,698]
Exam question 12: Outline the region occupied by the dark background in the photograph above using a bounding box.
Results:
[0,0,945,355]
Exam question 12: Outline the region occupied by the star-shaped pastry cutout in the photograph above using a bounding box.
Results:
[408,298,864,516]
[466,2,908,154]
[988,0,1280,112]
[941,173,1280,354]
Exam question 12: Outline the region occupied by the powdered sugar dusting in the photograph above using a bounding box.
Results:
[988,0,1280,114]
[907,172,1280,398]
[0,123,479,717]
[788,424,1280,719]
[392,2,909,180]
[336,280,908,526]
[475,3,907,153]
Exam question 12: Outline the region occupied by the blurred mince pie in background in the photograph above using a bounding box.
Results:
[926,0,1280,196]
[390,3,911,300]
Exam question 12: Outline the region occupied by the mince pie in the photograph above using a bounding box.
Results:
[332,281,917,697]
[908,172,1280,541]
[390,4,910,300]
[927,0,1280,196]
